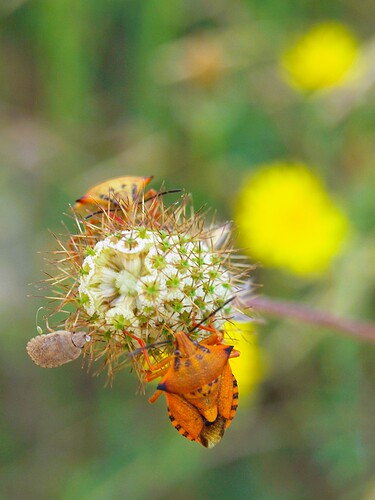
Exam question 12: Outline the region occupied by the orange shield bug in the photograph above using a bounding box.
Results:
[74,175,155,216]
[26,331,90,368]
[145,330,240,448]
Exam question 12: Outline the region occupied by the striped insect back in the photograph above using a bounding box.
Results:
[147,330,240,448]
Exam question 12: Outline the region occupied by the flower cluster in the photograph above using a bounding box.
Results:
[78,228,233,341]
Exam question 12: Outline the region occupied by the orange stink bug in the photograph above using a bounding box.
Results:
[144,328,240,448]
[74,175,155,216]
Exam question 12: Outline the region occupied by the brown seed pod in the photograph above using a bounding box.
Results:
[26,331,89,368]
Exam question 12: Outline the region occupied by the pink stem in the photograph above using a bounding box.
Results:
[241,296,375,343]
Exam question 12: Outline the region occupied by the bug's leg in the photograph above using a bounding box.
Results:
[123,330,157,371]
[148,389,163,404]
[146,356,174,404]
[198,328,240,359]
[229,349,240,358]
[144,356,173,382]
[123,329,175,380]
[191,316,223,340]
[196,323,223,345]
[197,317,241,358]
[199,330,221,345]
[197,323,218,334]
[199,333,240,359]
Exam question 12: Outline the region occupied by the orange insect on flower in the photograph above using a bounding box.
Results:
[74,175,155,216]
[146,329,240,448]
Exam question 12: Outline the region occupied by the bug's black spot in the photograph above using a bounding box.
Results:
[199,345,210,354]
[233,379,238,387]
[231,404,237,410]
[195,354,204,361]
[233,393,239,399]
[184,359,191,367]
[157,382,168,392]
[175,424,182,431]
[174,357,181,370]
[169,413,175,422]
[200,437,209,448]
[183,431,189,438]
[197,387,203,393]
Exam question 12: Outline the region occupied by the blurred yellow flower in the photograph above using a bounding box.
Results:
[225,321,264,397]
[281,21,359,92]
[235,162,349,276]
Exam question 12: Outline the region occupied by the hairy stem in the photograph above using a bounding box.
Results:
[241,296,375,343]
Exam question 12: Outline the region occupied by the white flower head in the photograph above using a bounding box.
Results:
[78,227,237,343]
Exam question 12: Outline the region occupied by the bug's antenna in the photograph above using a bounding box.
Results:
[189,296,236,334]
[35,307,44,334]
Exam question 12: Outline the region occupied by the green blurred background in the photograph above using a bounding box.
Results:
[1,1,375,499]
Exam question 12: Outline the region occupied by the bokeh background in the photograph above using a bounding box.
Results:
[1,1,375,499]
